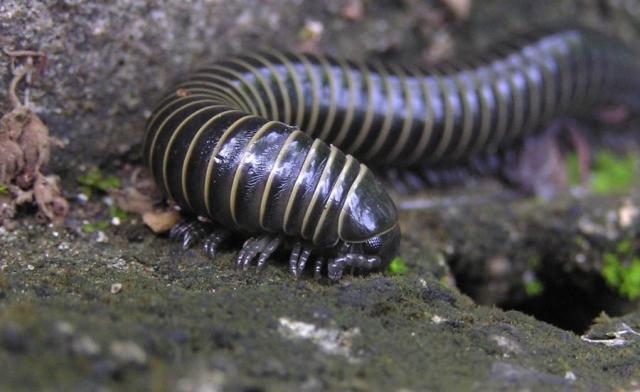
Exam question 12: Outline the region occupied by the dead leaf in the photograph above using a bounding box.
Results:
[143,209,181,233]
[111,186,158,215]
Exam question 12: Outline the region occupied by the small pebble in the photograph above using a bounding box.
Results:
[96,231,108,243]
[72,335,101,356]
[54,321,75,336]
[431,315,447,324]
[618,200,638,228]
[110,340,147,366]
[110,283,122,294]
[301,19,323,39]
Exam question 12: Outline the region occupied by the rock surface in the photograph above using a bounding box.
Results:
[1,0,640,390]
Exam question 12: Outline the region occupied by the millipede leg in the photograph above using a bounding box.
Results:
[257,235,284,271]
[328,254,381,281]
[295,246,312,278]
[236,234,284,271]
[202,228,232,259]
[236,237,256,268]
[289,242,302,277]
[169,219,210,249]
[313,257,324,279]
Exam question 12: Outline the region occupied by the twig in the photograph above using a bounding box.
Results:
[4,49,46,108]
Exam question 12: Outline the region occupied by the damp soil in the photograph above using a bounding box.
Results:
[2,0,640,390]
[2,181,640,390]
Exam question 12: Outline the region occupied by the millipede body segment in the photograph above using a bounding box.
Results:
[144,27,640,280]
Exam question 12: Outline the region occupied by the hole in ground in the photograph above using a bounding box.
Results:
[449,254,636,334]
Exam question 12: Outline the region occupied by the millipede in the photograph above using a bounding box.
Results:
[143,27,640,280]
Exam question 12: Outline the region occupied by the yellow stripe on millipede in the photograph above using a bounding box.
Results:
[429,69,455,162]
[144,94,213,150]
[282,139,322,234]
[258,130,304,230]
[404,66,434,165]
[385,64,414,164]
[204,65,268,117]
[203,115,260,217]
[313,155,355,245]
[267,51,306,127]
[332,58,356,147]
[180,109,242,210]
[363,61,394,161]
[315,54,338,142]
[301,145,338,239]
[228,58,280,121]
[148,98,218,176]
[162,104,229,200]
[347,61,375,155]
[248,53,293,125]
[229,121,280,226]
[294,54,321,136]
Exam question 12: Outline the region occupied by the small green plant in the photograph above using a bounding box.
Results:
[388,257,407,275]
[81,206,127,234]
[76,168,128,231]
[591,152,635,195]
[109,205,128,221]
[0,185,8,196]
[77,167,121,197]
[566,151,636,194]
[602,252,640,300]
[525,278,544,296]
[82,221,110,234]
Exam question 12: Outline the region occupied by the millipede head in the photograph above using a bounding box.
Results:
[338,168,400,268]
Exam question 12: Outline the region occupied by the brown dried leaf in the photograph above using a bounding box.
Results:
[0,105,30,139]
[0,49,68,226]
[110,186,158,215]
[0,195,16,222]
[18,108,56,172]
[33,173,68,225]
[0,133,25,186]
[142,209,181,233]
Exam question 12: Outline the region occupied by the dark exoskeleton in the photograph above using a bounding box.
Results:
[144,26,640,280]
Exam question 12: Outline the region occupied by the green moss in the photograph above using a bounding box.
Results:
[616,239,633,256]
[524,278,544,297]
[0,185,8,196]
[109,205,128,221]
[77,167,121,197]
[81,221,109,233]
[590,152,636,195]
[388,257,408,275]
[602,252,640,300]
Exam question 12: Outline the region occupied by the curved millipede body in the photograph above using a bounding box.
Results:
[144,27,639,280]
